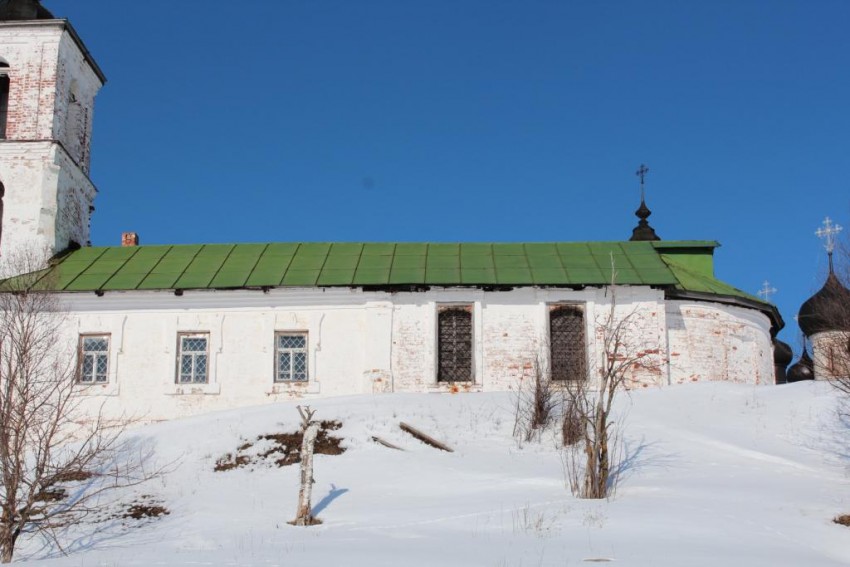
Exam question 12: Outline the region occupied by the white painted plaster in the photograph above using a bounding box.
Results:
[666,300,774,385]
[0,22,103,261]
[51,286,776,422]
[810,330,850,380]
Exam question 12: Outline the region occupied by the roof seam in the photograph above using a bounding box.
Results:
[208,244,237,287]
[61,247,107,291]
[243,243,271,287]
[137,245,173,290]
[173,245,205,290]
[275,245,298,286]
[97,247,140,291]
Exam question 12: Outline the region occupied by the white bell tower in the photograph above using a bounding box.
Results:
[0,0,105,262]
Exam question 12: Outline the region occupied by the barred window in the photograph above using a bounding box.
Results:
[177,333,209,384]
[0,61,9,139]
[78,335,109,383]
[549,305,587,381]
[438,306,473,382]
[276,333,308,382]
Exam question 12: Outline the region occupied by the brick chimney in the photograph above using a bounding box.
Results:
[121,232,139,247]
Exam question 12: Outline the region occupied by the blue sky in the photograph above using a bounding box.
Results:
[49,0,849,349]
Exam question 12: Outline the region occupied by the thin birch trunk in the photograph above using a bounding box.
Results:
[293,421,319,526]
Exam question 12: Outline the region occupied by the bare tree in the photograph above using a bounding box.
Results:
[0,251,154,562]
[291,405,320,526]
[562,273,661,499]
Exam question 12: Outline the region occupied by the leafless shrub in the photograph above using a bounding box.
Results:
[512,358,559,445]
[0,249,159,562]
[561,259,661,499]
[560,395,583,446]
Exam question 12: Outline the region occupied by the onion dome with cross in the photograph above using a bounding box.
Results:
[629,164,661,242]
[797,217,850,337]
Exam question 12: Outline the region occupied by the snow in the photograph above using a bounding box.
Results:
[20,382,850,566]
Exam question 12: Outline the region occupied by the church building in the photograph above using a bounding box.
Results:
[0,1,786,422]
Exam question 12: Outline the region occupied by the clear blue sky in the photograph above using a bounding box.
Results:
[48,0,850,351]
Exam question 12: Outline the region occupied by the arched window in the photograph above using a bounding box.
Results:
[0,60,9,138]
[437,306,473,382]
[549,305,587,381]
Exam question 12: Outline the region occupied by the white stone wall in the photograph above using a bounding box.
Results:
[0,22,103,260]
[810,331,850,380]
[0,141,96,260]
[666,300,774,385]
[54,285,774,422]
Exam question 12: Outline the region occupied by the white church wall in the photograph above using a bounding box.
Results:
[0,23,62,140]
[54,30,102,172]
[810,330,850,381]
[61,285,691,422]
[0,22,101,259]
[589,285,669,389]
[666,300,774,385]
[0,142,96,259]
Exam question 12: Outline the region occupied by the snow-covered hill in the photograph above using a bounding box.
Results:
[23,382,850,566]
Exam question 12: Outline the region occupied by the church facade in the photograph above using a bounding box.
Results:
[0,1,784,422]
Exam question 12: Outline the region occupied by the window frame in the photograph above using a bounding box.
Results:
[548,303,588,382]
[176,332,210,385]
[436,304,474,383]
[77,333,110,384]
[274,331,309,383]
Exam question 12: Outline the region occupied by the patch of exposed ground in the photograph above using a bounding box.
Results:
[215,420,345,472]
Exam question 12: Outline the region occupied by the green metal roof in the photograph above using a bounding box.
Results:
[6,239,782,329]
[24,240,689,290]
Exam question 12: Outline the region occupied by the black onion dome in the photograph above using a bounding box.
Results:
[773,339,793,366]
[0,0,54,21]
[798,273,850,337]
[786,350,815,383]
[629,199,661,241]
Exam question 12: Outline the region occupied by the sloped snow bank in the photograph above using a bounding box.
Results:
[22,381,850,567]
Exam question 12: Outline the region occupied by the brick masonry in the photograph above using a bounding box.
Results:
[0,22,103,262]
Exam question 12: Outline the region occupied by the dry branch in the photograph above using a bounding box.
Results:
[399,422,454,452]
[370,436,405,451]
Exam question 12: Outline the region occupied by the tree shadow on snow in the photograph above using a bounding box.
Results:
[21,435,168,561]
[801,401,850,466]
[608,436,679,491]
[313,484,349,517]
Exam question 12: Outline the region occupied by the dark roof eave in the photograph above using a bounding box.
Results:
[664,288,784,333]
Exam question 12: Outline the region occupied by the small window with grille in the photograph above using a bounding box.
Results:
[177,333,209,384]
[78,335,109,384]
[549,305,587,381]
[276,333,308,382]
[437,305,473,382]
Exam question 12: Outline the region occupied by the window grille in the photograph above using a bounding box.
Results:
[0,63,9,140]
[177,333,209,384]
[79,335,109,383]
[276,333,308,382]
[549,305,587,381]
[438,306,473,382]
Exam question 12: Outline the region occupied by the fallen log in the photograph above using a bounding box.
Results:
[370,436,405,451]
[399,422,454,452]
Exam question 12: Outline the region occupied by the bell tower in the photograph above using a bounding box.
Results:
[0,0,105,262]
